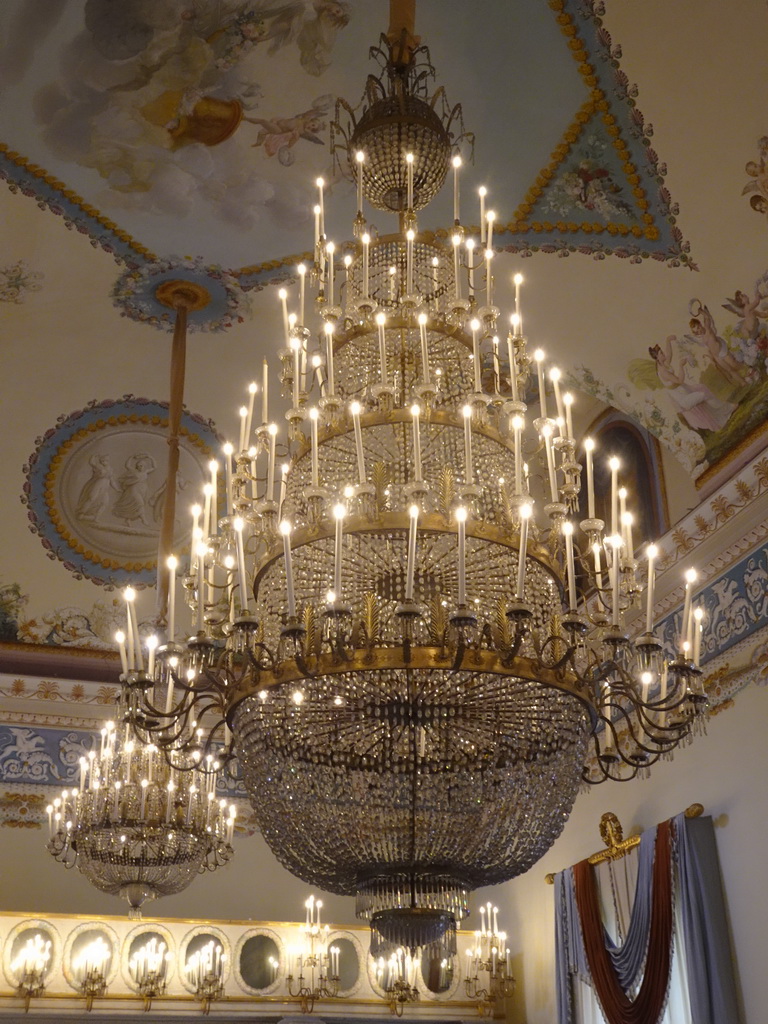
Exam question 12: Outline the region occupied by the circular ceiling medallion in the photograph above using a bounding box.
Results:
[23,397,221,587]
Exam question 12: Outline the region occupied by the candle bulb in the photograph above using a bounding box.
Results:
[516,504,531,598]
[542,424,558,503]
[115,630,128,674]
[452,154,462,222]
[279,520,297,619]
[278,287,289,344]
[405,504,419,601]
[645,544,657,634]
[562,522,577,612]
[418,312,430,383]
[333,503,346,598]
[479,186,487,245]
[350,401,367,484]
[411,404,423,482]
[609,456,620,536]
[470,318,482,392]
[681,568,697,653]
[406,152,414,211]
[622,510,635,561]
[238,406,248,454]
[146,634,158,678]
[462,404,474,485]
[376,312,388,385]
[550,367,564,424]
[355,150,364,212]
[693,606,704,667]
[245,382,257,449]
[309,407,320,486]
[455,506,468,606]
[533,349,548,417]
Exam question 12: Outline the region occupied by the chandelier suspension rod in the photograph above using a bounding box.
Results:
[387,0,419,66]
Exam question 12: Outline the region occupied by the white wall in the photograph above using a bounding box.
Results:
[480,682,768,1024]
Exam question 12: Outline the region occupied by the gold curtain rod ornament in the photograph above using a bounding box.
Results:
[544,804,704,884]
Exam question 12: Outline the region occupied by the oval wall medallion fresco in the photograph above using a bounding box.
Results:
[23,397,221,587]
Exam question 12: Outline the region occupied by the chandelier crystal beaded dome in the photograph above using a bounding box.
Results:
[121,5,708,956]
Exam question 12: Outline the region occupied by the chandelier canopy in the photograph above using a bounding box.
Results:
[120,11,707,956]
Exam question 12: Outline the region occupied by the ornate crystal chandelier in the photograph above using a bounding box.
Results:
[121,3,708,957]
[45,666,235,918]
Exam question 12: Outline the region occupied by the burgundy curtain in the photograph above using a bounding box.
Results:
[572,819,673,1024]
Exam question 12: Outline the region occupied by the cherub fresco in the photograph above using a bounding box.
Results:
[244,94,331,164]
[26,0,351,223]
[75,452,117,523]
[742,136,768,217]
[541,133,634,221]
[112,452,157,526]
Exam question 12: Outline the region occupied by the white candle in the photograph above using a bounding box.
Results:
[485,247,493,307]
[166,555,177,643]
[115,630,128,674]
[681,568,697,653]
[278,462,288,520]
[333,503,346,597]
[584,438,595,518]
[208,460,218,532]
[411,404,423,482]
[297,263,306,325]
[266,424,277,502]
[692,606,704,666]
[479,186,487,246]
[355,150,364,212]
[223,443,234,515]
[350,401,366,484]
[261,360,269,424]
[533,349,547,417]
[562,522,577,612]
[196,540,206,631]
[462,404,474,485]
[278,287,289,344]
[406,152,414,211]
[126,587,143,670]
[146,634,158,677]
[619,486,628,537]
[405,504,419,601]
[622,510,634,561]
[542,424,558,502]
[550,367,564,424]
[313,204,320,249]
[514,273,523,335]
[452,154,462,222]
[470,318,482,392]
[486,209,495,251]
[516,504,531,598]
[512,415,524,496]
[325,322,336,394]
[309,407,320,486]
[492,336,501,393]
[645,544,657,633]
[361,233,370,299]
[452,233,462,301]
[406,228,415,294]
[376,312,388,385]
[244,382,257,450]
[611,535,622,626]
[456,506,468,606]
[316,177,325,238]
[290,335,301,407]
[466,238,475,299]
[237,406,248,455]
[609,456,620,536]
[326,241,335,307]
[418,313,430,383]
[563,392,574,439]
[279,520,297,618]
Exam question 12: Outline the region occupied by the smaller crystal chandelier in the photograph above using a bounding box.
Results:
[129,936,172,1011]
[376,948,420,1017]
[287,896,341,1013]
[72,936,111,1011]
[45,674,235,918]
[10,933,51,1011]
[184,940,226,1015]
[464,903,515,1016]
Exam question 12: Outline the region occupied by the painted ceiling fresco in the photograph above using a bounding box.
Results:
[0,0,687,279]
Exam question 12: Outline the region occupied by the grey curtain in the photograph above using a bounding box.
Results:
[674,811,742,1024]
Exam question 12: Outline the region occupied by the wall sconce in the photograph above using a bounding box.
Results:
[129,936,172,1011]
[376,948,420,1017]
[73,936,111,1011]
[287,895,341,1013]
[464,903,515,1016]
[185,939,226,1014]
[10,933,51,1012]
